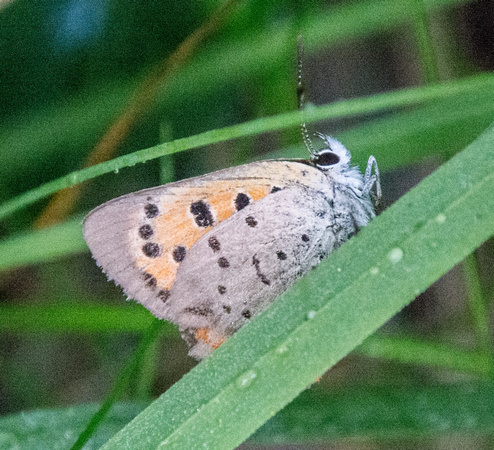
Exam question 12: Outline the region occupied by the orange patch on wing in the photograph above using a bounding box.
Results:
[134,182,273,291]
[207,191,236,222]
[136,254,177,290]
[135,200,213,290]
[155,203,210,246]
[248,185,271,201]
[195,328,225,349]
[156,205,209,251]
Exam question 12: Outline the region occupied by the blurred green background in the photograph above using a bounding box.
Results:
[0,0,493,448]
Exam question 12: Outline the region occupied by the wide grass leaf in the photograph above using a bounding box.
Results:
[1,383,494,448]
[0,403,145,450]
[97,123,494,448]
[251,382,494,443]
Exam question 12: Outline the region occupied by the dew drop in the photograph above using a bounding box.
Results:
[113,168,119,174]
[388,247,404,264]
[236,370,257,388]
[64,430,75,440]
[369,266,379,275]
[307,310,316,320]
[337,267,342,272]
[435,213,446,224]
[276,344,289,355]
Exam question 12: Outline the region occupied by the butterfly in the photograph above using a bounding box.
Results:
[83,131,381,359]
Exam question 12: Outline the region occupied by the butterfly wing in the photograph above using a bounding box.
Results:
[162,185,341,359]
[82,160,328,323]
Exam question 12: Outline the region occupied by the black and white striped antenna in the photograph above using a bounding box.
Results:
[297,36,316,156]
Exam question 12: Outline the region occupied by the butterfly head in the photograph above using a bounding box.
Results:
[308,132,367,193]
[311,132,351,170]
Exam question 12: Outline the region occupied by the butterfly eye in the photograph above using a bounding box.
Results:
[315,151,340,167]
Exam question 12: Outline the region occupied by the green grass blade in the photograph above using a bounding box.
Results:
[250,383,494,448]
[98,122,494,448]
[0,0,471,185]
[1,73,493,223]
[358,334,493,377]
[2,73,494,271]
[464,254,494,359]
[0,302,157,333]
[251,382,494,443]
[70,320,162,450]
[0,402,146,450]
[0,301,489,378]
[0,216,85,271]
[338,79,494,168]
[410,0,441,84]
[2,382,493,449]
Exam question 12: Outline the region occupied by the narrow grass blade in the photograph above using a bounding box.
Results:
[99,124,494,448]
[0,216,85,271]
[1,73,494,222]
[2,382,494,449]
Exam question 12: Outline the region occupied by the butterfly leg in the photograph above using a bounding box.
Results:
[362,155,381,208]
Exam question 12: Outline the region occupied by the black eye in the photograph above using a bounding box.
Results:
[315,151,340,167]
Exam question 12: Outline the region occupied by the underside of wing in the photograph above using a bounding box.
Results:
[82,160,328,320]
[155,186,338,359]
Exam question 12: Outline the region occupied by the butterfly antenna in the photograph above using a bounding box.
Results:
[297,36,316,156]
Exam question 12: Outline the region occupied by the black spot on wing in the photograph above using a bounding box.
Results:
[143,272,157,289]
[271,186,281,193]
[144,203,159,219]
[142,242,161,258]
[208,236,221,252]
[173,246,186,262]
[218,285,226,294]
[276,250,287,260]
[245,216,257,227]
[139,224,154,240]
[218,257,230,268]
[190,200,214,228]
[301,234,310,242]
[158,290,170,303]
[242,310,252,319]
[234,193,250,211]
[183,306,213,317]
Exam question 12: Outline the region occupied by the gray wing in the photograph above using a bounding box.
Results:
[158,186,341,359]
[82,160,328,317]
